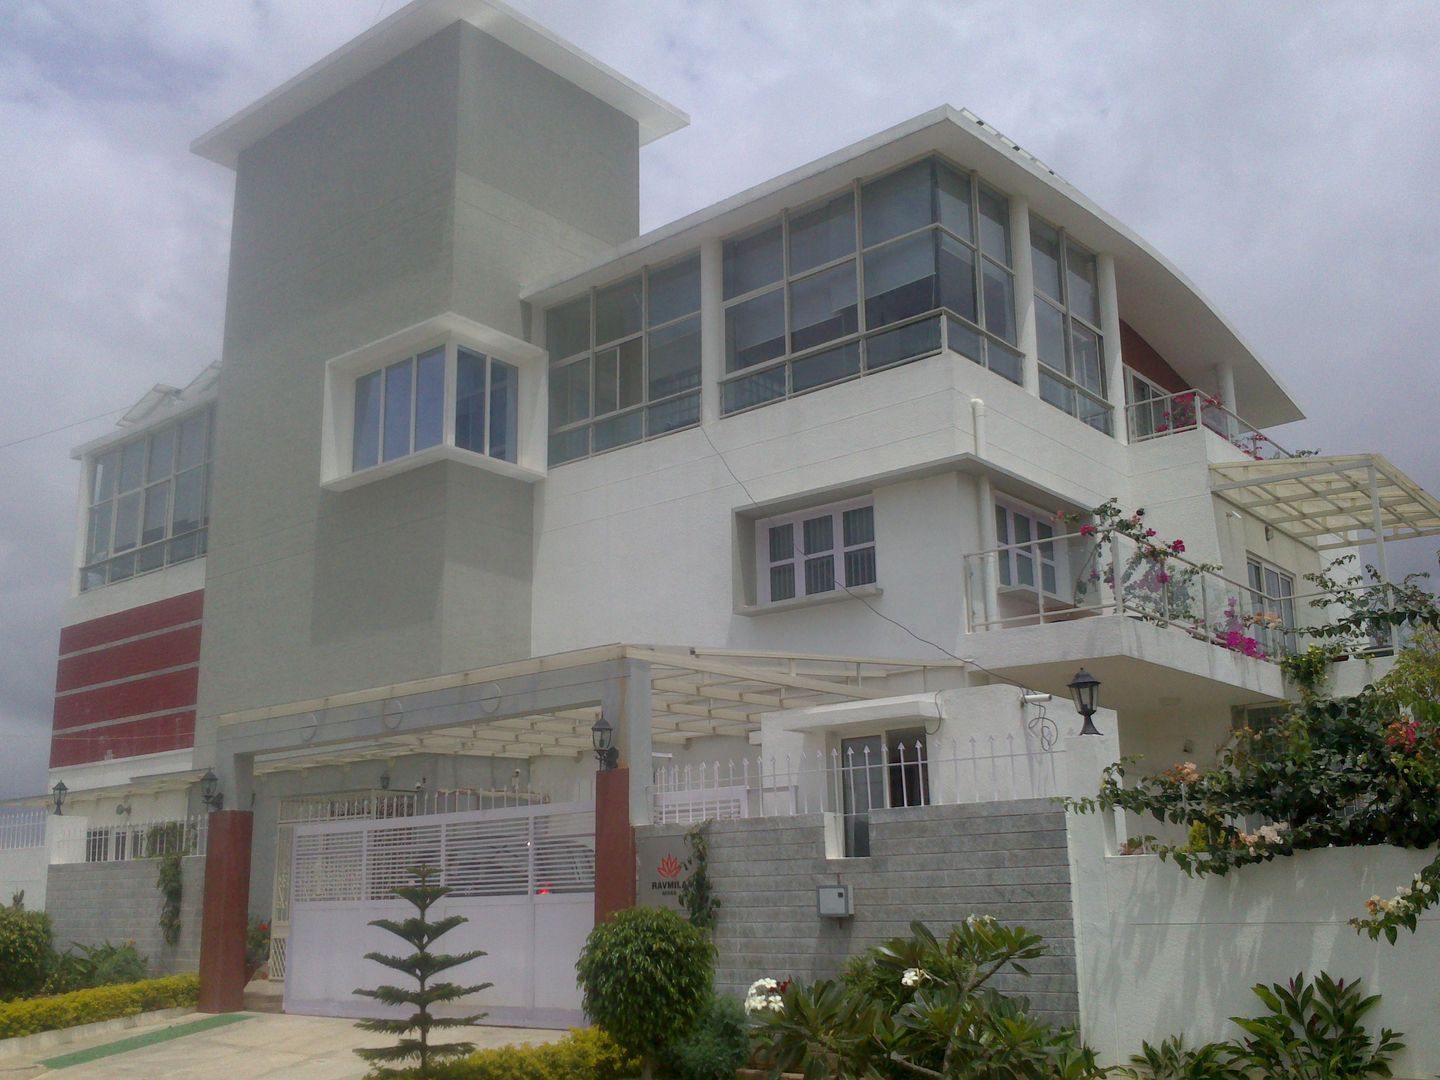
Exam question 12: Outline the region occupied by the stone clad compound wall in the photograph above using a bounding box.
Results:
[639,798,1077,1026]
[46,858,205,975]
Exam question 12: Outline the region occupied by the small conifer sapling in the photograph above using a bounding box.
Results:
[353,864,491,1077]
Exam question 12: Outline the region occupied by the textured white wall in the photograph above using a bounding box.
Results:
[1070,820,1440,1077]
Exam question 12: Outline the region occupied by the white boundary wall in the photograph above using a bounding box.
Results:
[1069,812,1440,1078]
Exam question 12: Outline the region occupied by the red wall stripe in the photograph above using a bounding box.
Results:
[49,712,195,769]
[55,625,202,694]
[52,668,199,731]
[58,590,204,655]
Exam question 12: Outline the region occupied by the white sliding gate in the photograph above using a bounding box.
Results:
[284,801,595,1028]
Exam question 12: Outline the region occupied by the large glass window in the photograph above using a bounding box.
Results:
[546,253,701,465]
[1031,217,1111,434]
[758,500,876,604]
[82,405,214,591]
[353,347,445,470]
[455,349,520,463]
[721,157,1021,416]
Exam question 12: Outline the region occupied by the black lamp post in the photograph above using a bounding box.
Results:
[1068,669,1103,736]
[591,716,619,772]
[199,768,224,811]
[51,780,67,816]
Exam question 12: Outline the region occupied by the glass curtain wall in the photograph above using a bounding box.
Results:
[721,157,1022,415]
[547,254,702,464]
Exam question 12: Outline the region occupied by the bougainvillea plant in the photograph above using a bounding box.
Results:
[1062,499,1273,658]
[1067,562,1440,942]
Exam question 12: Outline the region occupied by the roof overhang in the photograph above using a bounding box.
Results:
[1211,454,1440,550]
[2,769,206,809]
[521,105,1302,428]
[238,645,966,769]
[191,0,688,169]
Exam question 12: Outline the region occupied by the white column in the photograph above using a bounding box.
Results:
[1008,197,1039,395]
[975,471,999,631]
[1096,253,1126,441]
[606,659,653,826]
[699,236,725,426]
[1214,361,1237,413]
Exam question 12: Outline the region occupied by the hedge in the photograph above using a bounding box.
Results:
[0,974,199,1039]
[421,1026,638,1080]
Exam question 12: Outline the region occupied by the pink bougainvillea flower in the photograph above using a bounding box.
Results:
[1155,571,1171,584]
[1079,524,1095,536]
[1170,539,1186,553]
[1225,629,1245,650]
[1144,528,1157,538]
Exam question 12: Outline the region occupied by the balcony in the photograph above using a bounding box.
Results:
[1126,389,1294,461]
[964,529,1325,662]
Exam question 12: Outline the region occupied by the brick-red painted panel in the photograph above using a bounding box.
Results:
[1120,321,1189,394]
[52,668,199,730]
[49,711,195,768]
[55,625,202,693]
[58,590,203,655]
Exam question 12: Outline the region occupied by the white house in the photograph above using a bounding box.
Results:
[9,0,1440,1058]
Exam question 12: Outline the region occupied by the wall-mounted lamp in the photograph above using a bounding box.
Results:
[590,717,619,772]
[200,768,224,811]
[379,768,391,791]
[115,801,132,817]
[51,781,68,816]
[1067,669,1103,736]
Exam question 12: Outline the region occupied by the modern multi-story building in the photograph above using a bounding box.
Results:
[15,0,1440,1034]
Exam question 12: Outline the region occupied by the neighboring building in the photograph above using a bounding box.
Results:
[12,0,1440,1035]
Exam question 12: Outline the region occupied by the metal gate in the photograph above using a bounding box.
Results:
[283,801,594,1028]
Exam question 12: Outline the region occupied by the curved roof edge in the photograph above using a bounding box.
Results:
[523,105,1303,429]
[191,0,689,169]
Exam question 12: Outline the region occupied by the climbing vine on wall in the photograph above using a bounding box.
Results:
[678,821,720,931]
[156,852,183,946]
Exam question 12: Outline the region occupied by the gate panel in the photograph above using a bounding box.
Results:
[284,801,595,1028]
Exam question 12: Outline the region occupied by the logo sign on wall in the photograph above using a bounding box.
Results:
[635,834,686,912]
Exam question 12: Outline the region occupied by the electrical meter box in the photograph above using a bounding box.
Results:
[816,884,854,917]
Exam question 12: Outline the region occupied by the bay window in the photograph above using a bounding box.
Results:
[322,314,543,490]
[546,252,701,465]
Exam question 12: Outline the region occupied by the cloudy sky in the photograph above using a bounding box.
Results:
[1,0,1437,799]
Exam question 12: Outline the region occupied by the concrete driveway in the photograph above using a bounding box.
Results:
[5,1012,566,1079]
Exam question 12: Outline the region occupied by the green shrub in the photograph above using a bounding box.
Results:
[44,941,148,995]
[1124,1035,1246,1078]
[1228,972,1401,1078]
[0,906,53,1000]
[575,906,713,1080]
[422,1026,636,1080]
[660,994,749,1080]
[0,974,198,1038]
[757,918,1107,1079]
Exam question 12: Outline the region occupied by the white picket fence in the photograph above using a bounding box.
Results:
[50,816,208,865]
[0,810,47,852]
[651,735,1062,824]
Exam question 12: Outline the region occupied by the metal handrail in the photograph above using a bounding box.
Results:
[1125,389,1293,459]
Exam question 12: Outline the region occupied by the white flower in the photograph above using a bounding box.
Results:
[744,977,785,1015]
[901,968,925,988]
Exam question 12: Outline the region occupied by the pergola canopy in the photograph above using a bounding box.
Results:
[1211,454,1440,551]
[245,645,965,772]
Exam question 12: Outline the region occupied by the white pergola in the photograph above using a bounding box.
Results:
[249,645,967,771]
[1211,453,1440,581]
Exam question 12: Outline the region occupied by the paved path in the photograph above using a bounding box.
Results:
[2,1012,566,1079]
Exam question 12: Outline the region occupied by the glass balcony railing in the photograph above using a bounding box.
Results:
[1125,389,1293,461]
[964,530,1325,660]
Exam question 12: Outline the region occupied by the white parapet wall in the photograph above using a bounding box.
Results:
[1069,812,1440,1078]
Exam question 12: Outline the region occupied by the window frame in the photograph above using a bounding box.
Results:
[80,403,215,593]
[993,497,1069,602]
[756,497,878,605]
[546,252,702,465]
[321,313,546,490]
[1030,215,1112,434]
[1246,554,1298,655]
[719,155,1023,417]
